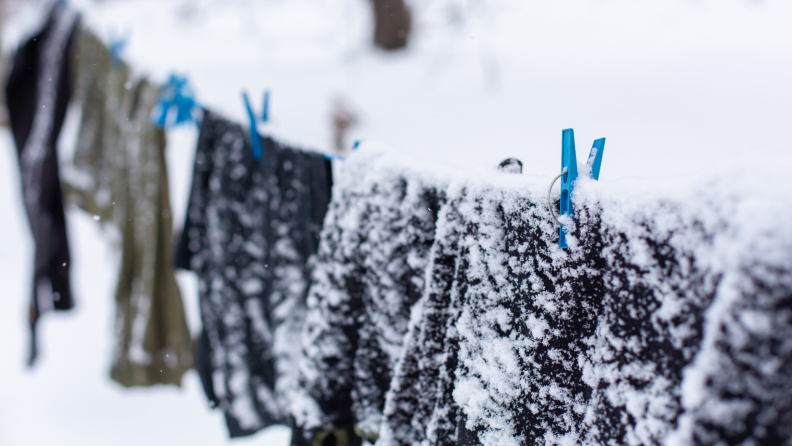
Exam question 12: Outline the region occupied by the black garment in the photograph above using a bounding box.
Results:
[382,177,792,446]
[294,148,445,444]
[390,186,608,446]
[5,2,79,366]
[378,191,466,446]
[176,110,332,437]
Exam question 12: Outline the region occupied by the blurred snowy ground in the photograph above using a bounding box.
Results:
[1,0,791,444]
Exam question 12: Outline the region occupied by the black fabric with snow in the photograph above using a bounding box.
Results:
[295,153,444,443]
[412,188,609,446]
[5,2,79,366]
[378,194,466,446]
[177,109,332,437]
[382,181,792,446]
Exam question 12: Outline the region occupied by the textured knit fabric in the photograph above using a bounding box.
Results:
[378,190,466,446]
[67,26,193,386]
[293,149,446,444]
[4,1,79,366]
[429,183,606,446]
[379,161,524,446]
[175,109,333,437]
[380,170,792,446]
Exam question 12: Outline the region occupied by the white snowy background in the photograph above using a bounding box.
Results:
[1,0,791,444]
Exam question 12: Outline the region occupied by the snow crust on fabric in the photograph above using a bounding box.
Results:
[378,189,465,446]
[380,172,792,446]
[294,147,448,442]
[307,147,792,446]
[177,110,332,437]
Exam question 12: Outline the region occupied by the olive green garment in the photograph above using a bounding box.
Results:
[67,26,193,387]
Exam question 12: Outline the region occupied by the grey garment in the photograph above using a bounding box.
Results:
[383,176,792,446]
[176,110,332,437]
[294,149,445,443]
[4,1,79,366]
[67,26,193,387]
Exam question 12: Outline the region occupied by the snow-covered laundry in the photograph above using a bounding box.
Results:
[4,1,79,366]
[175,109,333,437]
[66,25,193,387]
[379,163,792,446]
[292,148,448,445]
[380,180,609,446]
[378,188,468,446]
[378,162,524,446]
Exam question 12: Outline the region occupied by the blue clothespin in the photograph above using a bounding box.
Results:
[586,137,606,181]
[261,91,270,123]
[242,90,272,160]
[108,34,128,69]
[243,92,264,160]
[153,74,200,128]
[558,129,578,249]
[548,129,606,249]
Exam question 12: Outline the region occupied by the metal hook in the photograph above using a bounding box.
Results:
[547,167,568,226]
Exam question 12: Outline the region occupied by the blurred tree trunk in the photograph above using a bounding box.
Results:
[370,0,411,50]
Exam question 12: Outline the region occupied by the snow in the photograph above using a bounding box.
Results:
[2,0,792,444]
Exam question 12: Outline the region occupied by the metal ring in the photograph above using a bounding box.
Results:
[547,167,568,226]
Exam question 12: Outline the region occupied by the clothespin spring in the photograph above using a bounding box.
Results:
[547,167,568,226]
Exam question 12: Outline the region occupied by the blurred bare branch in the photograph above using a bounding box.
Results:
[332,99,357,152]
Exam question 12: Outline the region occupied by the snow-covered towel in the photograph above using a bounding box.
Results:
[383,166,792,446]
[293,148,447,444]
[176,109,332,437]
[4,0,79,366]
[67,26,194,387]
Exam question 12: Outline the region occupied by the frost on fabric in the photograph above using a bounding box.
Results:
[372,156,791,446]
[177,110,331,437]
[379,188,466,446]
[294,148,446,441]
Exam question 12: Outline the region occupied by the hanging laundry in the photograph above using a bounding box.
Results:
[175,109,333,437]
[380,182,605,446]
[379,161,524,446]
[378,190,466,446]
[379,170,792,446]
[4,1,79,366]
[66,26,193,386]
[292,148,447,445]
